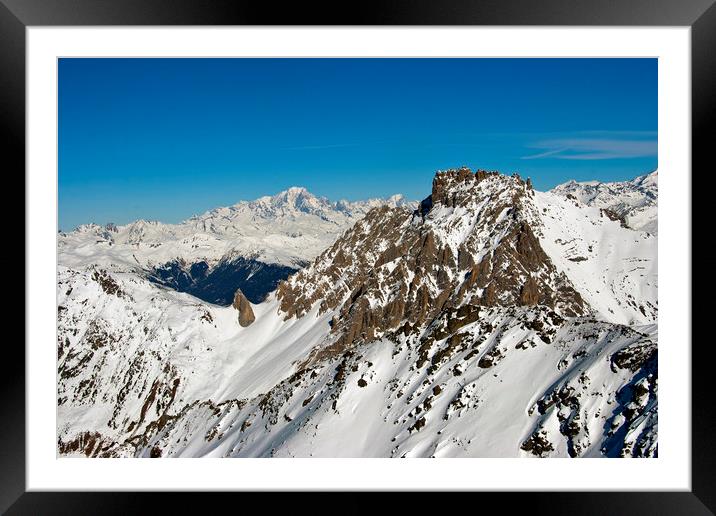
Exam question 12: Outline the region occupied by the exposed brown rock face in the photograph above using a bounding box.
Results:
[91,268,125,298]
[276,205,414,320]
[460,219,585,315]
[430,167,503,208]
[276,167,588,362]
[520,276,540,305]
[57,431,116,457]
[233,289,255,327]
[601,208,629,228]
[432,166,474,207]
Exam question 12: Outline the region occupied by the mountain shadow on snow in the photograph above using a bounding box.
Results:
[148,257,302,305]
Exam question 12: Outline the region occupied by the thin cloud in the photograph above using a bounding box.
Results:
[522,137,657,161]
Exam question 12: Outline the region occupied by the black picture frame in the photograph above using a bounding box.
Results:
[4,0,710,513]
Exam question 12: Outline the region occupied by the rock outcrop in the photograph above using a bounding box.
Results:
[232,289,255,327]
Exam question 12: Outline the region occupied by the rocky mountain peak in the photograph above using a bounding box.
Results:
[427,167,531,212]
[276,168,586,363]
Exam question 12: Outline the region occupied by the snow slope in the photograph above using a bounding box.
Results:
[533,191,656,325]
[57,169,657,458]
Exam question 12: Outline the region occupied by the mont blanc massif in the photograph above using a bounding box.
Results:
[57,168,658,458]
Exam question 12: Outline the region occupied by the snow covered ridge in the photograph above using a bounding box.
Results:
[58,187,410,271]
[550,170,657,234]
[57,168,657,458]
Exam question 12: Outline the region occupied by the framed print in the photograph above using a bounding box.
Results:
[5,0,711,513]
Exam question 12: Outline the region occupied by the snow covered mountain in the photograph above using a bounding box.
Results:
[59,187,408,269]
[57,168,657,458]
[59,188,408,303]
[551,171,657,234]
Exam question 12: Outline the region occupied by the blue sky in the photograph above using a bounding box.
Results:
[59,58,657,230]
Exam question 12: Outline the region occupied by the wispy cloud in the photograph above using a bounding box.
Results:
[522,134,657,161]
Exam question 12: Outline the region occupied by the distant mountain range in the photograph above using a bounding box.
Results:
[59,188,409,303]
[57,168,658,458]
[550,170,657,234]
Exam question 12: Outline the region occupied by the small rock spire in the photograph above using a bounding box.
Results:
[233,289,256,327]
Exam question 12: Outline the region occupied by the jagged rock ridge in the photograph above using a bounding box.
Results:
[277,167,634,364]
